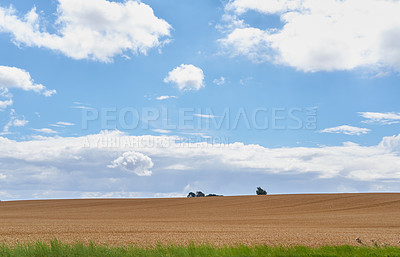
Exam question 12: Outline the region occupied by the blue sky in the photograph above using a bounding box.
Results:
[0,0,400,200]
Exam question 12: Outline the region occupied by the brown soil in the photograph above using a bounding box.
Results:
[1,193,400,246]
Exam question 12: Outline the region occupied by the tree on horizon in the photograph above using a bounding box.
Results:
[256,187,267,195]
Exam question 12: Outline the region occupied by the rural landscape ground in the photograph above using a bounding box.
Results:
[1,193,399,248]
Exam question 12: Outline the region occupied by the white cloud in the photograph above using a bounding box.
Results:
[213,76,226,86]
[0,130,400,200]
[227,0,301,14]
[50,121,75,127]
[220,0,400,72]
[2,109,28,134]
[32,128,58,134]
[379,134,400,153]
[13,119,29,127]
[156,95,177,100]
[0,0,172,62]
[108,151,153,176]
[320,125,370,136]
[0,66,56,97]
[0,88,11,97]
[359,112,400,125]
[0,88,12,110]
[164,64,205,91]
[219,27,273,63]
[0,99,12,109]
[10,131,400,180]
[57,122,75,126]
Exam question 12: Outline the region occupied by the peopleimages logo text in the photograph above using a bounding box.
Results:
[82,107,318,131]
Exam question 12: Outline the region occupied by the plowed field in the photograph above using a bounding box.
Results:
[1,193,399,246]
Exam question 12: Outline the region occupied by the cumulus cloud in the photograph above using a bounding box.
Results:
[108,151,153,176]
[0,130,399,200]
[359,112,400,125]
[0,66,56,103]
[219,27,273,63]
[0,0,172,62]
[379,134,400,153]
[220,0,400,72]
[320,125,370,136]
[164,64,205,91]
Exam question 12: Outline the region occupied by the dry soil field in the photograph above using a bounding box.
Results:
[0,193,399,247]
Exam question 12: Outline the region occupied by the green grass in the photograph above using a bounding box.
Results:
[0,240,399,257]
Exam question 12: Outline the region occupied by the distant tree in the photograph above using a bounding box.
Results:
[196,191,205,197]
[187,192,196,198]
[256,187,267,195]
[206,194,218,197]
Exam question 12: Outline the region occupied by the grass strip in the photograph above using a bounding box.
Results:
[0,240,399,257]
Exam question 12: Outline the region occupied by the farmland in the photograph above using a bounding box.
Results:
[1,193,399,247]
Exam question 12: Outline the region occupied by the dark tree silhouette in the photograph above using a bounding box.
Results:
[206,194,218,197]
[256,187,267,195]
[187,191,223,197]
[195,191,205,197]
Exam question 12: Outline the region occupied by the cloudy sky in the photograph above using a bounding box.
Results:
[1,0,400,200]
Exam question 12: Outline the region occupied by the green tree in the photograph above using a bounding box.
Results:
[195,191,205,197]
[256,187,267,195]
[187,192,196,198]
